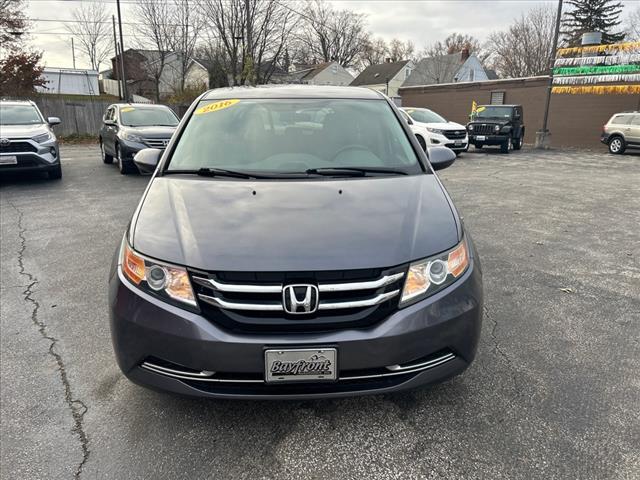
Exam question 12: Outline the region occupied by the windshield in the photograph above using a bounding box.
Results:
[0,104,43,125]
[473,106,513,120]
[119,107,179,127]
[167,99,421,175]
[404,108,446,124]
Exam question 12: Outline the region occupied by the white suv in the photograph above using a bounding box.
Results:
[399,107,468,154]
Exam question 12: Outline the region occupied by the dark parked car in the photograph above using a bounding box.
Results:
[0,100,62,179]
[467,104,524,153]
[109,85,483,399]
[99,103,179,174]
[601,111,640,154]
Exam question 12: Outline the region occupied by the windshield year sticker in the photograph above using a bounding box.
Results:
[195,99,240,115]
[475,106,486,113]
[121,107,135,112]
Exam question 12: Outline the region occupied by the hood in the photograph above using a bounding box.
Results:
[122,125,176,138]
[414,121,466,130]
[0,123,49,139]
[132,175,460,272]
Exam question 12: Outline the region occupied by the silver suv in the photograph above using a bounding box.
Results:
[602,111,640,154]
[0,100,62,179]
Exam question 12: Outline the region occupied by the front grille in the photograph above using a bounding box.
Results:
[470,124,497,135]
[190,266,407,333]
[143,138,171,149]
[0,141,37,153]
[444,130,467,140]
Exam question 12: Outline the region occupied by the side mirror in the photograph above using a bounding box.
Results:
[134,148,162,174]
[427,146,456,171]
[47,116,61,125]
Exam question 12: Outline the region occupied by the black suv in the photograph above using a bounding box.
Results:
[99,103,179,174]
[467,105,524,153]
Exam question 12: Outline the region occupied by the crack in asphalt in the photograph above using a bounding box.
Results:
[8,200,90,479]
[484,304,522,397]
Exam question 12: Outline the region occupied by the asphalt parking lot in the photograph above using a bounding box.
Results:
[1,145,639,479]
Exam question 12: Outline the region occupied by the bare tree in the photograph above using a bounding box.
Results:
[388,38,415,62]
[297,0,368,68]
[359,36,388,67]
[166,0,205,92]
[486,6,556,78]
[134,0,173,101]
[64,2,112,70]
[423,32,484,59]
[1,0,29,54]
[200,0,295,85]
[626,6,640,41]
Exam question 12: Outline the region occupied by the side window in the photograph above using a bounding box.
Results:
[630,115,640,126]
[611,115,630,125]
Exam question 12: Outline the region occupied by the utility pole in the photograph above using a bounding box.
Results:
[112,15,122,99]
[245,0,253,85]
[116,0,128,101]
[71,37,76,69]
[536,0,563,149]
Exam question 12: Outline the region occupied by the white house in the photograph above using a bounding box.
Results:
[36,68,100,95]
[403,50,498,87]
[350,60,415,99]
[270,61,354,86]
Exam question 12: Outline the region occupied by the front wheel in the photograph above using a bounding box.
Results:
[474,143,483,150]
[48,163,62,180]
[500,137,512,153]
[513,135,523,150]
[608,136,626,154]
[116,144,136,175]
[101,140,113,164]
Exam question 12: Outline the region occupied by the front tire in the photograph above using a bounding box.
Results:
[500,137,512,154]
[48,163,62,180]
[513,134,523,150]
[474,143,483,150]
[116,144,135,175]
[101,140,113,164]
[608,136,626,154]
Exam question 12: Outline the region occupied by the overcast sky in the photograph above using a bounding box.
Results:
[23,0,637,71]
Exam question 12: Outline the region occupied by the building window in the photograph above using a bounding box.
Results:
[490,91,505,105]
[405,68,411,79]
[469,69,474,81]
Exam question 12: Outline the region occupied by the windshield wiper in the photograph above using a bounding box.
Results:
[305,167,408,177]
[165,168,269,179]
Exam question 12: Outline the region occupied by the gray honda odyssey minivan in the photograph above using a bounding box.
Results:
[108,85,483,399]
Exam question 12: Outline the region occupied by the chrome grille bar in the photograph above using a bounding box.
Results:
[192,275,282,293]
[198,294,284,311]
[318,272,404,292]
[318,290,400,310]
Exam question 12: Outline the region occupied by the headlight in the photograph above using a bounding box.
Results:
[120,131,143,143]
[121,240,197,308]
[427,127,445,134]
[467,125,474,131]
[400,238,469,306]
[32,131,54,143]
[501,125,512,133]
[494,125,501,132]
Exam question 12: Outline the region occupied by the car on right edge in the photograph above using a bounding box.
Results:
[601,111,640,154]
[467,104,524,153]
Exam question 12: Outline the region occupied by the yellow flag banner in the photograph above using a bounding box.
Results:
[556,41,640,57]
[551,84,640,95]
[471,100,477,113]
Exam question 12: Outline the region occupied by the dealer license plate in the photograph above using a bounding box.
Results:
[476,135,486,141]
[0,156,18,165]
[265,348,337,383]
[454,141,462,146]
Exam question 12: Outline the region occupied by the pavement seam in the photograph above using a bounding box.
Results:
[8,200,90,480]
[484,304,522,398]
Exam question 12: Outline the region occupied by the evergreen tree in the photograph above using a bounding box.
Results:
[561,0,625,46]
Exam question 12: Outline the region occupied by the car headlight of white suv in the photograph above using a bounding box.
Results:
[427,127,445,135]
[32,131,55,144]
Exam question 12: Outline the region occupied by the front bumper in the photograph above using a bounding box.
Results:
[469,134,508,145]
[109,257,483,400]
[0,139,59,174]
[429,133,468,152]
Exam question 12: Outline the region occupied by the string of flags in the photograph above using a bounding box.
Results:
[552,40,640,94]
[551,85,640,95]
[556,41,640,57]
[554,53,640,67]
